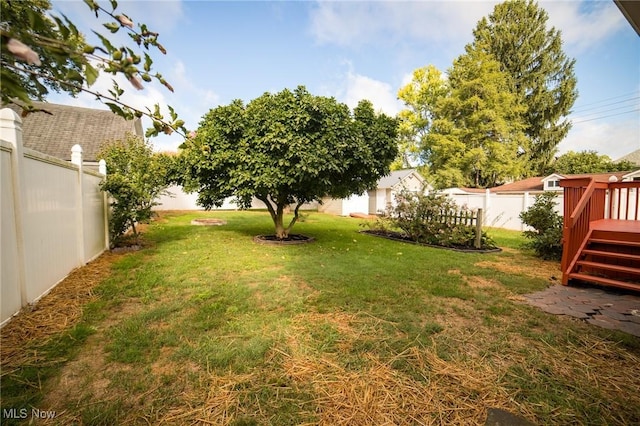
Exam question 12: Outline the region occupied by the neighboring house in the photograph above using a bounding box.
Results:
[319,169,428,216]
[5,101,143,167]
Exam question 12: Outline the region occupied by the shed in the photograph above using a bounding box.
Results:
[320,169,427,216]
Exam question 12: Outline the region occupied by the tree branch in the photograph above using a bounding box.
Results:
[286,201,304,233]
[1,60,186,138]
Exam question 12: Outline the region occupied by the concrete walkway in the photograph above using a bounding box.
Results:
[523,284,640,337]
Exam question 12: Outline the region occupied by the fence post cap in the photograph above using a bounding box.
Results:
[71,144,83,153]
[98,159,107,175]
[0,107,22,122]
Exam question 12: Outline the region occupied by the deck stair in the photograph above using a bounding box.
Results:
[567,225,640,291]
[560,178,640,292]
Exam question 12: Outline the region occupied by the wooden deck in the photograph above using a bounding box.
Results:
[591,219,640,233]
[560,178,640,291]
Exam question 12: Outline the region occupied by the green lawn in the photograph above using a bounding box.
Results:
[2,211,639,425]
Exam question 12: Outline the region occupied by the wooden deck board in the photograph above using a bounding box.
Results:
[590,219,640,233]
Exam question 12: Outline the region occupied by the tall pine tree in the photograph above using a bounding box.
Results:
[470,0,578,175]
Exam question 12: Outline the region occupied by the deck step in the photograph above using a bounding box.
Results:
[582,249,640,262]
[568,273,640,292]
[576,260,640,275]
[588,238,640,248]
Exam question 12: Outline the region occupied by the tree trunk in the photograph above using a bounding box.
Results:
[274,204,288,239]
[257,195,303,239]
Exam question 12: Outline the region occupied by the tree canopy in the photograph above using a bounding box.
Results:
[397,0,577,188]
[550,150,637,175]
[1,0,185,137]
[179,86,398,239]
[398,49,529,189]
[470,0,577,174]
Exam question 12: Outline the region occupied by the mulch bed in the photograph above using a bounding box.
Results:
[360,229,501,253]
[0,251,123,374]
[253,234,315,245]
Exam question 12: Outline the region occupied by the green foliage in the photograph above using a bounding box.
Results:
[428,47,529,188]
[0,0,185,137]
[471,0,578,175]
[398,0,578,185]
[385,190,495,249]
[519,192,563,260]
[179,86,399,239]
[550,150,638,175]
[396,65,448,168]
[98,135,170,244]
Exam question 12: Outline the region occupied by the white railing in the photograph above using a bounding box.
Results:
[1,108,109,326]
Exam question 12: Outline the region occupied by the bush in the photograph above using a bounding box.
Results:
[99,135,171,246]
[384,190,495,249]
[519,192,563,260]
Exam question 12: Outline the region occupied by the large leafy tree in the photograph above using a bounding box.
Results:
[1,0,185,137]
[179,86,398,239]
[470,0,578,175]
[550,150,637,175]
[400,49,528,189]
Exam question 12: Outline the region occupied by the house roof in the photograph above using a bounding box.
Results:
[377,169,423,189]
[487,177,545,192]
[5,101,143,162]
[485,171,634,193]
[615,0,640,36]
[616,148,640,166]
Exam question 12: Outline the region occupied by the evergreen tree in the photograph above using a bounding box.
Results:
[471,0,578,175]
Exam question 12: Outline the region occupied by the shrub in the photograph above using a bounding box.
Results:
[385,190,495,249]
[519,192,563,260]
[98,135,171,246]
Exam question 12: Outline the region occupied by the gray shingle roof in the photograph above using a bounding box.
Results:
[616,148,640,166]
[377,169,422,189]
[5,101,143,162]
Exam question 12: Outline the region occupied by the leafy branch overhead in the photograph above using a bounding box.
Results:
[0,0,186,137]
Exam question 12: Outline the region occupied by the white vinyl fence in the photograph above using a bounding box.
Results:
[1,108,109,326]
[445,189,563,231]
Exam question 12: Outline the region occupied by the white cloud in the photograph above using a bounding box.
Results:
[308,1,626,53]
[332,67,402,116]
[542,1,625,53]
[308,1,495,48]
[558,117,640,160]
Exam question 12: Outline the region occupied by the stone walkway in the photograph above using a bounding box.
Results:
[523,284,640,337]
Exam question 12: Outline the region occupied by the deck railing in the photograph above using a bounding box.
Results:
[560,178,640,284]
[608,182,640,220]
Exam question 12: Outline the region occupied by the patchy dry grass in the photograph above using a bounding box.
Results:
[1,212,639,425]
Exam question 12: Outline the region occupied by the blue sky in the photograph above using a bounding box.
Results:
[49,0,639,161]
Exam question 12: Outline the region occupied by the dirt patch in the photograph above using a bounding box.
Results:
[475,259,560,281]
[191,218,227,226]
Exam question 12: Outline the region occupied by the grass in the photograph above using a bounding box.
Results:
[1,211,639,425]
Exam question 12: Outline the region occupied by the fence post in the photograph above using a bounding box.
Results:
[71,144,85,265]
[1,108,28,307]
[99,159,110,250]
[475,208,483,249]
